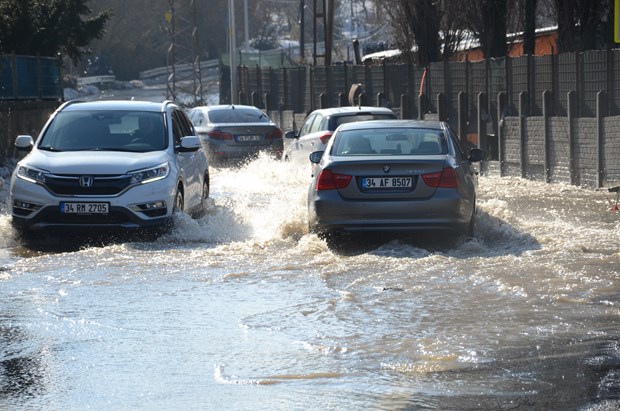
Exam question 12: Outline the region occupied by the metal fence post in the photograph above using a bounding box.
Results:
[377,92,384,108]
[400,94,408,119]
[519,91,529,178]
[497,92,507,176]
[264,92,271,112]
[418,94,425,120]
[542,90,552,183]
[477,92,488,153]
[337,92,345,107]
[437,93,446,121]
[319,93,327,109]
[457,92,467,147]
[596,90,608,188]
[567,90,577,185]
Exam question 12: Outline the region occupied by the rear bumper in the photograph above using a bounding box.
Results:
[308,188,473,234]
[207,141,283,161]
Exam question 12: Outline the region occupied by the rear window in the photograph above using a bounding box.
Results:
[207,107,271,124]
[330,113,396,130]
[331,128,447,156]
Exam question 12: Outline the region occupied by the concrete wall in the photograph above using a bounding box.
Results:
[500,112,620,188]
[547,117,571,184]
[603,117,620,184]
[0,101,61,166]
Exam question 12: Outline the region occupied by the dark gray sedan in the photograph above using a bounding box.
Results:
[307,120,485,239]
[188,105,283,165]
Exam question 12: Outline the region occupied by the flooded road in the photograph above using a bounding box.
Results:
[0,155,619,410]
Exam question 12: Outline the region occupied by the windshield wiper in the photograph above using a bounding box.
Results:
[38,146,63,152]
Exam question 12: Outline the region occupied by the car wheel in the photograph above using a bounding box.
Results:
[460,202,476,240]
[464,214,475,239]
[202,174,210,200]
[173,187,184,213]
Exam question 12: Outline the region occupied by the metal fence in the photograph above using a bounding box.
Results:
[0,54,63,100]
[228,49,620,135]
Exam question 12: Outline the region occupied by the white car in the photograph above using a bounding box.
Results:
[283,106,397,164]
[9,100,210,238]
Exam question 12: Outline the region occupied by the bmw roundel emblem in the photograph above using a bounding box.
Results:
[383,165,391,173]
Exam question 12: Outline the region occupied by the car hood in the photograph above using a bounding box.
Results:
[23,149,170,174]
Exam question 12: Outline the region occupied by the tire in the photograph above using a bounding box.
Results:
[192,175,210,219]
[202,174,210,201]
[173,188,184,213]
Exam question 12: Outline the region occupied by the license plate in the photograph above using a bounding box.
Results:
[362,177,412,189]
[60,202,109,214]
[236,135,261,142]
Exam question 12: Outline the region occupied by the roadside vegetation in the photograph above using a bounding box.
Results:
[0,0,615,80]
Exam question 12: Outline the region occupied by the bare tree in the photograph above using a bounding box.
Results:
[378,0,441,65]
[523,0,537,55]
[463,0,509,58]
[554,0,611,52]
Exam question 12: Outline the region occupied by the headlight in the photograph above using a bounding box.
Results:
[16,165,47,183]
[129,162,169,184]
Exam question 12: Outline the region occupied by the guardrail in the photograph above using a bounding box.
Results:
[138,59,219,80]
[77,75,116,86]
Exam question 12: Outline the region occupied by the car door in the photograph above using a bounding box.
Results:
[172,109,203,208]
[289,113,318,162]
[297,112,325,160]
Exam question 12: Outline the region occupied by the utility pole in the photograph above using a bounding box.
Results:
[244,0,249,50]
[312,0,334,65]
[165,0,204,106]
[299,0,305,62]
[229,0,237,103]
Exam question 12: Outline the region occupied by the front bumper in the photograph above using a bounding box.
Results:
[10,175,176,232]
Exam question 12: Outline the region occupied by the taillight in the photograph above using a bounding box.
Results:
[208,130,233,140]
[315,169,352,190]
[318,131,333,145]
[422,167,458,188]
[266,129,283,139]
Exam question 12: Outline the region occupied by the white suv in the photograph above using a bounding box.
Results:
[9,100,210,238]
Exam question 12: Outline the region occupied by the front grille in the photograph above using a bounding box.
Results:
[44,174,132,196]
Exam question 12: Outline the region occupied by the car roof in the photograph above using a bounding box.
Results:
[191,104,261,111]
[61,100,172,112]
[336,119,445,131]
[309,106,396,116]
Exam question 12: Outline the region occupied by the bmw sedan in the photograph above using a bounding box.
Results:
[9,99,210,239]
[188,104,283,165]
[307,120,485,239]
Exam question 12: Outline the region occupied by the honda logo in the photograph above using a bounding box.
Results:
[79,176,94,188]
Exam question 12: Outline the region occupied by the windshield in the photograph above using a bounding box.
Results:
[38,110,167,152]
[331,113,396,130]
[207,107,270,124]
[331,128,447,156]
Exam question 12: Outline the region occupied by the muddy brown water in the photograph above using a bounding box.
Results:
[1,155,619,410]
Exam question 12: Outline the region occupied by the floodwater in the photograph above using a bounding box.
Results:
[0,155,619,410]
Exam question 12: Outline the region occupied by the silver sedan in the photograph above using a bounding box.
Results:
[307,120,485,239]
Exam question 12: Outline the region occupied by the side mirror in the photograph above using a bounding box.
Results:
[284,130,297,139]
[309,150,324,164]
[178,135,200,152]
[15,135,34,152]
[468,148,486,162]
